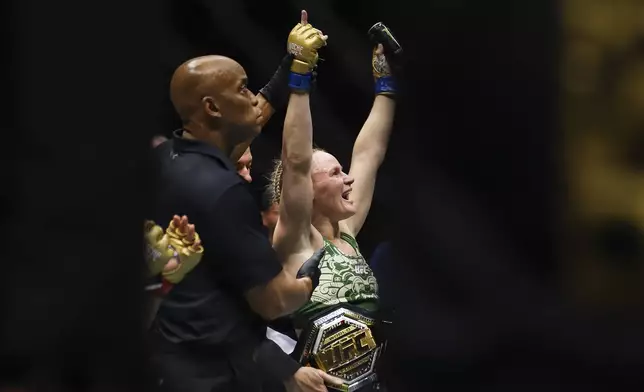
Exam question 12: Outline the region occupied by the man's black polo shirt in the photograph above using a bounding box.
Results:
[152,130,282,350]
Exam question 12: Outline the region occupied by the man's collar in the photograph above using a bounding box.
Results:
[171,129,237,172]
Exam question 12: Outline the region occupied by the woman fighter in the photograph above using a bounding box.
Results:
[269,10,398,391]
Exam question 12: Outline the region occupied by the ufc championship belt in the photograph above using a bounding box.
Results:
[293,306,383,391]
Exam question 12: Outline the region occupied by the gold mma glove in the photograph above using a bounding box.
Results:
[144,220,176,277]
[287,22,326,75]
[162,218,204,284]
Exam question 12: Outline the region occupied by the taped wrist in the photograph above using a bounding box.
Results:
[259,54,294,110]
[289,72,313,93]
[253,339,301,381]
[375,76,396,95]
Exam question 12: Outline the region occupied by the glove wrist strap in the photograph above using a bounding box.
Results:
[144,275,163,292]
[290,59,313,75]
[375,76,396,95]
[289,72,312,93]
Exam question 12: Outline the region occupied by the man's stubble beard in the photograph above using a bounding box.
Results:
[227,122,260,146]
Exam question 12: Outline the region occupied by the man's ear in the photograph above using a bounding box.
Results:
[202,96,221,118]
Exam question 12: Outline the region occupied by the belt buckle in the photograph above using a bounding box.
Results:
[296,307,380,392]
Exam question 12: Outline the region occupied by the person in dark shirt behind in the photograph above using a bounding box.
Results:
[260,186,280,244]
[235,146,253,183]
[151,49,325,391]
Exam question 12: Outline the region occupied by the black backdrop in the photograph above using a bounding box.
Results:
[157,0,399,260]
[3,0,644,390]
[155,0,556,265]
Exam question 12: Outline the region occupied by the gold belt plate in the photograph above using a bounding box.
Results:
[298,308,380,392]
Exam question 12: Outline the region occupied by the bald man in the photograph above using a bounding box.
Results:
[151,50,325,391]
[168,56,263,157]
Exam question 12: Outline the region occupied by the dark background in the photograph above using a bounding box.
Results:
[156,0,555,266]
[157,0,400,260]
[3,0,644,390]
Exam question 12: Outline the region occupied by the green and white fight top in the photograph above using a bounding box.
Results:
[295,232,379,321]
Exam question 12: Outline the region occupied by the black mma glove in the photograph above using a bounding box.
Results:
[297,248,325,292]
[368,22,404,78]
[259,54,294,111]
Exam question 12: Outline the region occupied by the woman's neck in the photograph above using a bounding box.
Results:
[312,213,341,240]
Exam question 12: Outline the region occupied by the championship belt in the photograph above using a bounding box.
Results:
[293,306,382,391]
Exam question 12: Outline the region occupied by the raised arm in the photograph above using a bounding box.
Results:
[275,93,314,253]
[272,11,327,274]
[256,53,294,128]
[256,93,275,128]
[344,43,397,235]
[229,55,293,162]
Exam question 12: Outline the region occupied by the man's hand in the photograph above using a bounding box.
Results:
[287,10,328,75]
[296,248,325,293]
[285,367,343,392]
[144,220,176,277]
[162,215,204,284]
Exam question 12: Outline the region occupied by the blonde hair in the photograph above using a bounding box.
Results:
[268,147,326,205]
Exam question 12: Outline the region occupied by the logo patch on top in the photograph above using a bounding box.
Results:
[288,42,303,56]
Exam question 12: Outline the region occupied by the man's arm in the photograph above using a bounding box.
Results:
[229,55,292,163]
[207,184,313,320]
[257,54,295,128]
[246,270,312,321]
[344,95,395,236]
[254,336,343,391]
[256,93,276,129]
